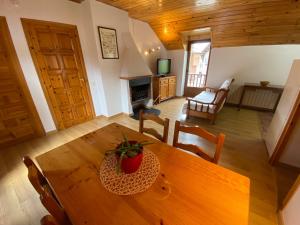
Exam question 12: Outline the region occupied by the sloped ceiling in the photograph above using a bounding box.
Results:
[95,0,300,50]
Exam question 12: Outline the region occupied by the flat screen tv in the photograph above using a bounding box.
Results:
[157,58,171,75]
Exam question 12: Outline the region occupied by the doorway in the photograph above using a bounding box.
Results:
[0,17,44,147]
[184,40,211,97]
[22,19,95,130]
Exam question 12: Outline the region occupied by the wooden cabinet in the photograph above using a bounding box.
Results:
[153,75,176,104]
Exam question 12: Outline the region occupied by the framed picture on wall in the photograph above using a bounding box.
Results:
[98,26,119,59]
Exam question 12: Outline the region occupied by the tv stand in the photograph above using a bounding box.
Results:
[153,75,176,104]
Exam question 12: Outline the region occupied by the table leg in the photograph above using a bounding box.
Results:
[238,86,246,111]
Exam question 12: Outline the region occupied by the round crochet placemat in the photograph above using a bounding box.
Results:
[99,150,160,195]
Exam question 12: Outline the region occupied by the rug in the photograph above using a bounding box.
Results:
[131,106,161,120]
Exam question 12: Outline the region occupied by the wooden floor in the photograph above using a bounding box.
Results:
[0,98,295,225]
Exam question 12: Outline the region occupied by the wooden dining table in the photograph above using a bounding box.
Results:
[36,123,250,225]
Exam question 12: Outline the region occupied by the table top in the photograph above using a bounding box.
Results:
[36,123,250,225]
[244,82,284,90]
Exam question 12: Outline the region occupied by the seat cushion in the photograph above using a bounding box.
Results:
[193,91,216,103]
[190,91,216,113]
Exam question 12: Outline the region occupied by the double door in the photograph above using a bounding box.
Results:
[153,75,176,104]
[22,19,94,130]
[160,76,176,100]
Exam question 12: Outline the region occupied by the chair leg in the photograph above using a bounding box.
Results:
[211,114,217,125]
[186,108,190,119]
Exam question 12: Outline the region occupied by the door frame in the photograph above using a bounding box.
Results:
[21,18,96,130]
[269,92,300,165]
[0,17,45,137]
[184,39,212,97]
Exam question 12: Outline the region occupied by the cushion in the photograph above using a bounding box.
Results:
[190,91,217,113]
[219,78,233,90]
[193,91,216,103]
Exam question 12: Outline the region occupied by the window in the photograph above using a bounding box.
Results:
[186,41,211,88]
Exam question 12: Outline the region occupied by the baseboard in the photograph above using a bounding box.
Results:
[225,102,238,107]
[106,112,128,119]
[46,130,58,136]
[277,162,300,172]
[278,211,285,225]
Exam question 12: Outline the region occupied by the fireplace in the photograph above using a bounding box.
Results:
[120,75,160,120]
[129,77,151,104]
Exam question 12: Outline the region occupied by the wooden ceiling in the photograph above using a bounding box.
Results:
[92,0,300,50]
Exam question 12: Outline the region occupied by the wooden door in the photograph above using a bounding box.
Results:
[184,40,211,97]
[0,17,44,147]
[160,79,168,100]
[22,19,95,130]
[168,77,176,97]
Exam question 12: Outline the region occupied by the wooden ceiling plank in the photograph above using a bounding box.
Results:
[96,0,300,49]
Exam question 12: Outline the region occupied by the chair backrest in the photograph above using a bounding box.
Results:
[40,191,71,225]
[23,156,71,225]
[139,110,170,143]
[173,121,225,164]
[23,156,47,195]
[41,215,59,225]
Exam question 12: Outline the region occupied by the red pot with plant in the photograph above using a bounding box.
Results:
[106,136,151,174]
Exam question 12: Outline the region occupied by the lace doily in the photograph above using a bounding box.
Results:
[99,150,160,195]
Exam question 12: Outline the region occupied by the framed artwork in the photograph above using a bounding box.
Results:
[98,26,119,59]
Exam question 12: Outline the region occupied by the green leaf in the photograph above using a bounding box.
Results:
[127,150,138,158]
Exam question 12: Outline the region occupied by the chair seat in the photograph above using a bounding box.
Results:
[190,91,216,113]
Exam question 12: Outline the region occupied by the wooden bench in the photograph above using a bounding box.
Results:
[186,78,234,124]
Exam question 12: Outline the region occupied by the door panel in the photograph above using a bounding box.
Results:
[168,82,176,98]
[160,83,168,100]
[0,17,44,147]
[22,19,95,130]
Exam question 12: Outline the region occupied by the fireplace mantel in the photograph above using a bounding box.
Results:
[120,75,153,80]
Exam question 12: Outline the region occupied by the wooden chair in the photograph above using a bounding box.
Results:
[139,110,170,143]
[173,121,225,164]
[23,156,49,195]
[40,190,71,225]
[41,215,59,225]
[23,156,71,225]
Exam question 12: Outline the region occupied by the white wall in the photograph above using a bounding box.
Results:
[167,50,187,96]
[280,115,300,167]
[207,45,300,103]
[0,0,100,132]
[88,0,130,116]
[282,180,300,225]
[265,60,300,161]
[129,18,167,74]
[172,45,300,100]
[0,0,164,131]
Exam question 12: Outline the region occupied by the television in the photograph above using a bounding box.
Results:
[157,58,171,75]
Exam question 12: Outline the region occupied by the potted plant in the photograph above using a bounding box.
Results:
[106,135,151,174]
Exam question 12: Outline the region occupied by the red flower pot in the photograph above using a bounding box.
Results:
[121,152,143,174]
[116,141,143,174]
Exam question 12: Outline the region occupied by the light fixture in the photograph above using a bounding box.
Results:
[143,46,161,56]
[196,0,216,6]
[163,26,168,34]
